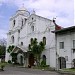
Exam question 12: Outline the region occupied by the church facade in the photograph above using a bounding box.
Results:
[5,6,61,69]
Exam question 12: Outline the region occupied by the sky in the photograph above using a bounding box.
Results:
[0,0,74,39]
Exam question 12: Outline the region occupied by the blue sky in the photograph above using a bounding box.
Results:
[0,0,74,39]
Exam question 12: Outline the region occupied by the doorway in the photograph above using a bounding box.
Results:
[20,56,23,65]
[29,54,34,66]
[58,57,66,69]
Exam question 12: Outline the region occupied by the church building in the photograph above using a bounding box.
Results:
[5,6,61,69]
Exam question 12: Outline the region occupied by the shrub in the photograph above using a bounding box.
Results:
[8,60,11,64]
[40,60,46,67]
[0,63,6,71]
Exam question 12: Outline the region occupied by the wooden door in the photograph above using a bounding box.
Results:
[29,54,34,66]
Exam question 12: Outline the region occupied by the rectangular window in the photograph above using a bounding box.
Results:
[59,42,64,49]
[73,40,75,48]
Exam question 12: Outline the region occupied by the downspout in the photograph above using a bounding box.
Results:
[55,33,58,70]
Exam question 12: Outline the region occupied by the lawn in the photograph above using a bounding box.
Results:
[62,68,75,72]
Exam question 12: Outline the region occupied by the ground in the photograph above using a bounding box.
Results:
[0,65,63,75]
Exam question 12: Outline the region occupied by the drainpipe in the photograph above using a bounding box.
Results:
[55,33,58,70]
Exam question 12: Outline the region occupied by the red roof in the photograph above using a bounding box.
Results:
[55,25,63,30]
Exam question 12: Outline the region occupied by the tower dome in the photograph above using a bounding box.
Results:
[18,5,27,11]
[16,5,30,17]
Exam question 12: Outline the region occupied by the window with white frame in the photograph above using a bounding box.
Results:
[31,26,34,32]
[73,40,75,48]
[59,42,64,49]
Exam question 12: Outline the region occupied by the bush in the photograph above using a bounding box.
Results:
[0,63,6,71]
[8,60,12,64]
[40,60,46,67]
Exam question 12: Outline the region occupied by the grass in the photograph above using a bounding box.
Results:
[0,62,7,70]
[62,68,75,72]
[32,65,55,71]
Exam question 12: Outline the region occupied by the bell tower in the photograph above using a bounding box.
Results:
[16,5,30,17]
[9,5,30,30]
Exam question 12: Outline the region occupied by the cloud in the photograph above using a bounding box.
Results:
[0,29,7,39]
[0,0,74,27]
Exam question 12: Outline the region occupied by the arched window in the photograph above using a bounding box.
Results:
[43,37,46,45]
[32,17,33,20]
[22,19,23,26]
[21,42,23,46]
[42,55,46,65]
[18,30,20,33]
[42,55,46,61]
[31,26,34,32]
[11,36,14,43]
[13,20,16,27]
[25,18,27,22]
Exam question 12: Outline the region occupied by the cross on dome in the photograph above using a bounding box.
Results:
[18,4,27,11]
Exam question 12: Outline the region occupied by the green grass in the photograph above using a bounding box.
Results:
[0,62,7,67]
[32,65,55,71]
[62,68,75,72]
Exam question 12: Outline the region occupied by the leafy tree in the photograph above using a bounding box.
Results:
[28,38,45,65]
[7,45,15,53]
[0,45,6,56]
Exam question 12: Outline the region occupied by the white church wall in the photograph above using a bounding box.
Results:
[6,6,57,69]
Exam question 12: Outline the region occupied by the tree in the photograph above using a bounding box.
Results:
[28,38,45,66]
[0,45,6,62]
[0,38,6,62]
[7,45,15,53]
[0,45,6,56]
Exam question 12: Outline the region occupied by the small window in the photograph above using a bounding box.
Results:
[13,20,16,27]
[31,26,34,31]
[73,40,75,48]
[25,18,27,22]
[11,36,14,43]
[18,30,20,33]
[60,42,64,49]
[32,17,33,20]
[21,42,23,46]
[24,18,27,24]
[22,19,23,26]
[43,37,46,45]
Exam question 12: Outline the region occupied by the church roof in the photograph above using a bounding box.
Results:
[53,26,75,33]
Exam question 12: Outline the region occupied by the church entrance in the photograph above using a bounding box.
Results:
[58,57,66,69]
[29,53,34,67]
[20,56,23,65]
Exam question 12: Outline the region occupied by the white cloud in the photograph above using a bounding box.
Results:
[0,0,74,27]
